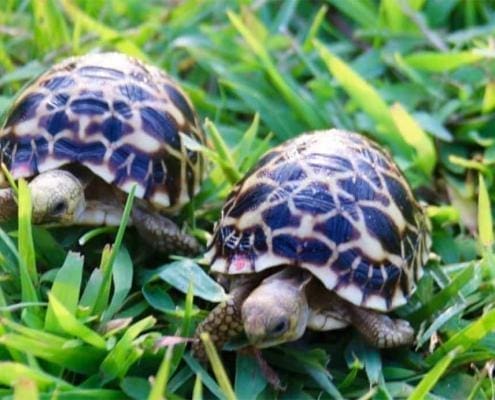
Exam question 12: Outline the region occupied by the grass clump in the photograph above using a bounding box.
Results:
[0,0,494,399]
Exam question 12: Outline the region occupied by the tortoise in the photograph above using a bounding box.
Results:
[193,129,430,358]
[0,52,206,254]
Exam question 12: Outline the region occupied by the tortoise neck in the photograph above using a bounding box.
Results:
[0,188,17,222]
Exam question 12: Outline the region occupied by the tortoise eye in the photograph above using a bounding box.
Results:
[51,199,68,216]
[269,318,289,336]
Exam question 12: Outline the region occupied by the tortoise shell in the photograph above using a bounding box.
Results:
[205,130,430,311]
[0,52,206,211]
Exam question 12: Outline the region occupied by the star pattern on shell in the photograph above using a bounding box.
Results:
[205,129,431,312]
[0,52,206,211]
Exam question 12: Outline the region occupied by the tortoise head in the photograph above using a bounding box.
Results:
[29,169,86,224]
[241,268,311,348]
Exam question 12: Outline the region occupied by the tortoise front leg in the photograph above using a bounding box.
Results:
[192,296,244,361]
[192,282,256,360]
[0,188,16,222]
[131,205,200,255]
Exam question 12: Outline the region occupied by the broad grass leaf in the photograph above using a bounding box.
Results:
[120,377,150,400]
[0,362,72,390]
[44,252,84,334]
[403,51,484,72]
[477,174,493,247]
[390,103,437,176]
[99,316,155,382]
[31,0,69,53]
[142,283,175,313]
[408,348,459,400]
[482,81,495,114]
[184,353,226,400]
[427,308,495,365]
[47,293,106,348]
[13,376,38,400]
[102,247,133,321]
[0,331,105,374]
[228,10,324,129]
[315,41,411,157]
[58,0,148,60]
[235,353,267,399]
[151,259,227,302]
[326,0,377,29]
[0,226,19,276]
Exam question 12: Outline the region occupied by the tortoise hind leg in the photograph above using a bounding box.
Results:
[310,289,414,348]
[131,205,200,255]
[347,304,414,348]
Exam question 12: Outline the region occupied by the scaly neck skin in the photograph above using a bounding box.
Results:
[0,188,17,222]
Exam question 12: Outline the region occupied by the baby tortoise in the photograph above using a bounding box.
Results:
[194,129,430,359]
[0,52,206,254]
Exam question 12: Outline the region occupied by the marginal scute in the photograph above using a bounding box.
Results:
[0,52,206,210]
[207,129,430,312]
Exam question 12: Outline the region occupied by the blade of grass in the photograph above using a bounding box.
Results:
[58,0,148,60]
[228,10,324,129]
[17,180,36,285]
[100,316,156,382]
[403,51,484,72]
[477,173,493,248]
[427,308,495,365]
[44,252,84,334]
[13,377,38,400]
[102,248,133,322]
[326,0,377,29]
[148,345,175,400]
[16,180,39,318]
[192,374,203,400]
[94,186,135,315]
[390,103,436,176]
[0,333,105,374]
[204,119,241,184]
[31,0,70,53]
[0,362,73,390]
[46,293,106,349]
[482,81,495,114]
[407,348,459,400]
[200,333,236,400]
[303,5,328,51]
[314,40,410,156]
[184,354,226,400]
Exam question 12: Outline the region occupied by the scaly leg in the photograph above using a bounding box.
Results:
[192,282,256,361]
[131,205,200,255]
[192,296,244,361]
[307,282,414,348]
[347,304,415,348]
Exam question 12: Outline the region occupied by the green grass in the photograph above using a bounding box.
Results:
[0,0,494,398]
